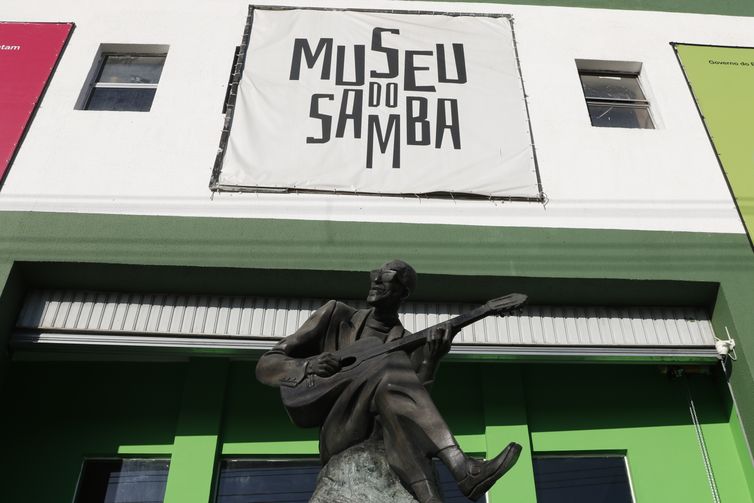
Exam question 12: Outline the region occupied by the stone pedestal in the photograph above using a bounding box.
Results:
[309,437,420,503]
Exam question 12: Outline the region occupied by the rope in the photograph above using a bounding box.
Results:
[684,374,721,503]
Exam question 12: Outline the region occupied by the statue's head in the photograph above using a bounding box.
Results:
[366,259,417,308]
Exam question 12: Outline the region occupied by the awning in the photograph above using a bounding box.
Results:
[12,290,720,362]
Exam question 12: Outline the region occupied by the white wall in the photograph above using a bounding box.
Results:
[1,0,751,234]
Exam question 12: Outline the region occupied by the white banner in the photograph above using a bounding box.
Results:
[218,8,541,198]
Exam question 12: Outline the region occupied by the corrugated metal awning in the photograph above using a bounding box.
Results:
[12,290,720,362]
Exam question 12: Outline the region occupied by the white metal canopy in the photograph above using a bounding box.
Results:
[12,290,719,362]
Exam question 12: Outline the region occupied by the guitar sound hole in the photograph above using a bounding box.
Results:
[340,356,356,368]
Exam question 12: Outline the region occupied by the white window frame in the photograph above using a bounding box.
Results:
[576,59,656,130]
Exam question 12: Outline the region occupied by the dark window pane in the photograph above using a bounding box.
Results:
[99,55,166,84]
[215,460,320,503]
[580,74,645,101]
[75,458,170,503]
[533,456,633,503]
[215,459,484,503]
[86,88,157,112]
[587,103,654,129]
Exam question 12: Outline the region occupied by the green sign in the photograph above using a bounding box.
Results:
[676,44,754,241]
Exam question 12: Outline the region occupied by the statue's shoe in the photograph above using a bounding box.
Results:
[458,442,522,501]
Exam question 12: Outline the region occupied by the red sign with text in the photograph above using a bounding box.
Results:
[0,22,72,182]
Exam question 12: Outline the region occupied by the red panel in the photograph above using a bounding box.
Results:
[0,22,72,182]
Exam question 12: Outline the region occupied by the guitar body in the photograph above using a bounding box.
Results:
[280,335,413,428]
[278,293,527,428]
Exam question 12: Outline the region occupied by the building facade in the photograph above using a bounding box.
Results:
[1,0,754,501]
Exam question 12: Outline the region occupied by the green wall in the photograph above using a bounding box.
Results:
[0,261,20,391]
[1,210,754,463]
[0,358,751,502]
[0,361,186,502]
[526,364,753,502]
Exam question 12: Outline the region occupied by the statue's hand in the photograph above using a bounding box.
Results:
[308,352,342,377]
[426,321,454,362]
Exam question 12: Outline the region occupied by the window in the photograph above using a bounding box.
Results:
[577,60,654,129]
[74,458,170,503]
[79,45,167,112]
[532,455,635,503]
[214,458,483,502]
[215,459,319,503]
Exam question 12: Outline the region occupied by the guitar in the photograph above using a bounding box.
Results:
[280,293,527,427]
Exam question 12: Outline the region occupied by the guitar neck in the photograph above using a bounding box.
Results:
[378,304,491,356]
[346,294,526,364]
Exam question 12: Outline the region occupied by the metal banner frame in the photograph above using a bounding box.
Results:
[210,5,543,202]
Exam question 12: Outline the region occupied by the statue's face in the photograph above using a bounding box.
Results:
[366,267,406,307]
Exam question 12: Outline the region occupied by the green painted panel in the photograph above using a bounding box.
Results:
[0,261,22,393]
[406,0,754,17]
[526,364,753,502]
[432,363,487,437]
[0,361,185,503]
[222,440,322,456]
[222,362,320,449]
[221,435,486,456]
[690,373,754,502]
[676,44,754,244]
[0,211,748,283]
[710,286,754,494]
[164,359,228,503]
[482,366,537,503]
[727,401,754,497]
[118,444,174,455]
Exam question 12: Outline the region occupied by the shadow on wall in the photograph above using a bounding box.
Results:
[524,363,731,432]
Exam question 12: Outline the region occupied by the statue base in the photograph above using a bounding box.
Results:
[310,437,420,503]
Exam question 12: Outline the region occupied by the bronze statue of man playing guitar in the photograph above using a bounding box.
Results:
[256,260,524,502]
